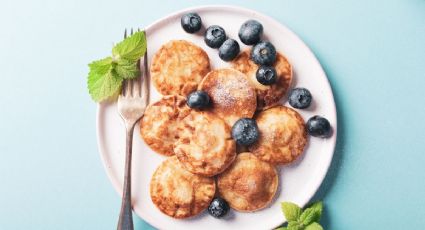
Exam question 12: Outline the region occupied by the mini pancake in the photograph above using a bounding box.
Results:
[248,106,307,165]
[174,111,236,177]
[140,95,190,156]
[217,152,278,212]
[150,156,216,219]
[231,49,292,110]
[198,68,257,127]
[151,40,211,96]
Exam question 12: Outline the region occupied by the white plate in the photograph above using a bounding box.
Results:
[97,5,337,230]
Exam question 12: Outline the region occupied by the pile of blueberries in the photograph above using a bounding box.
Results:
[181,13,278,85]
[181,12,331,218]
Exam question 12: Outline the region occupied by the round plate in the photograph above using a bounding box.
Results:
[97,5,336,230]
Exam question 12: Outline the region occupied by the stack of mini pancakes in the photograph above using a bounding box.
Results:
[140,40,307,219]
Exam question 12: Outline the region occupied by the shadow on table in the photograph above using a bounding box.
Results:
[310,60,346,230]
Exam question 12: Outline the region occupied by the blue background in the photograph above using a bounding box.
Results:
[0,0,424,229]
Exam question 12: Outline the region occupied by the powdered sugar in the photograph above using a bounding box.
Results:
[207,69,256,108]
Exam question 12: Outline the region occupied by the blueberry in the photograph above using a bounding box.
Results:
[208,197,229,218]
[251,41,276,65]
[231,118,260,146]
[181,13,202,33]
[306,116,331,137]
[219,39,240,61]
[238,20,263,45]
[256,66,277,85]
[187,90,210,109]
[289,88,312,109]
[204,25,226,48]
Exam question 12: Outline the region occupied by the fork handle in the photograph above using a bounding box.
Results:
[117,122,135,230]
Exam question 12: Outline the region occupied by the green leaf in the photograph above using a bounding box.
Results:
[299,208,318,226]
[287,221,302,230]
[114,59,139,79]
[281,202,302,222]
[112,31,147,61]
[305,222,323,230]
[88,57,113,75]
[309,201,323,220]
[88,62,123,102]
[87,31,148,102]
[299,202,323,226]
[275,227,287,230]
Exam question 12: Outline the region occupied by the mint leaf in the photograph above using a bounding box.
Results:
[275,227,287,230]
[87,30,147,102]
[114,59,139,79]
[299,202,323,226]
[112,31,147,61]
[299,208,318,226]
[305,222,323,230]
[88,57,113,75]
[88,59,122,102]
[287,221,302,230]
[309,201,323,220]
[281,202,302,221]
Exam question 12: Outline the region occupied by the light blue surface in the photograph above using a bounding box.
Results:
[0,0,424,229]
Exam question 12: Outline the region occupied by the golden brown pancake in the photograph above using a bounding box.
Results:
[198,68,257,127]
[140,95,190,156]
[150,156,216,219]
[174,111,236,177]
[217,152,278,212]
[151,40,211,96]
[231,49,292,110]
[249,106,307,165]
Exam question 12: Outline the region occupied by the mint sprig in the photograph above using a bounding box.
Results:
[87,31,146,102]
[277,201,324,230]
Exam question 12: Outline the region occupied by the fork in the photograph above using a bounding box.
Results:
[116,28,149,230]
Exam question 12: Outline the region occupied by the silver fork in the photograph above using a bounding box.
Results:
[116,28,149,230]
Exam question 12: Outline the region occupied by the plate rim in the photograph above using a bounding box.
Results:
[96,4,337,229]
